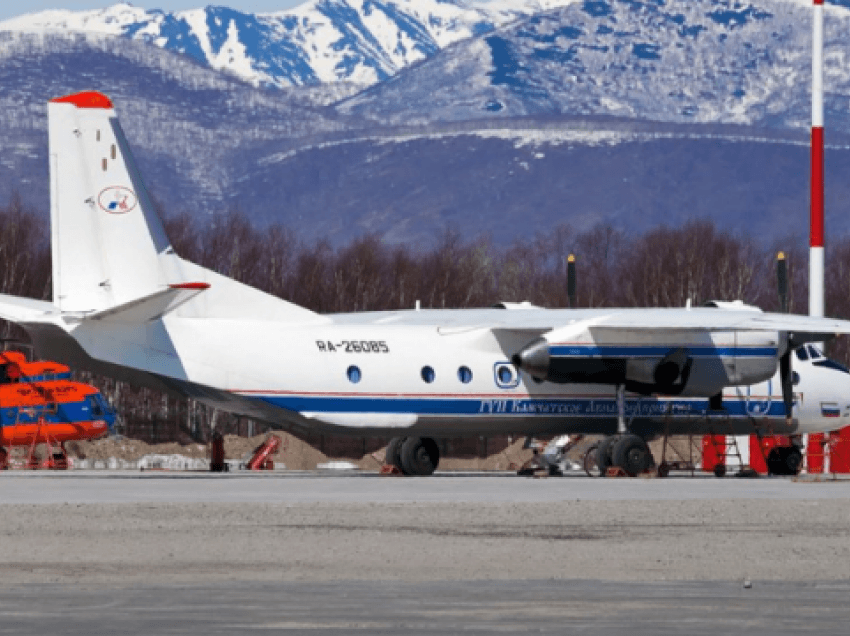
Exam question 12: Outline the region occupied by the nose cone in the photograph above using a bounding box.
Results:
[512,337,550,381]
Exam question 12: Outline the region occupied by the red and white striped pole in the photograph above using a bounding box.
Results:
[810,0,825,317]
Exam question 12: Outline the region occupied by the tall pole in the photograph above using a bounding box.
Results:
[810,0,825,317]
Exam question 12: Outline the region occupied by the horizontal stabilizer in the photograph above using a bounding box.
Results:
[0,294,56,324]
[85,283,209,323]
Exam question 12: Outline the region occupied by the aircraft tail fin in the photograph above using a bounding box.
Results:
[48,92,318,323]
[49,92,179,314]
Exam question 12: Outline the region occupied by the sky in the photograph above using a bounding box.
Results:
[0,1,306,21]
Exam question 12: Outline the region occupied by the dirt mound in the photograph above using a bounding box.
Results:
[59,433,699,472]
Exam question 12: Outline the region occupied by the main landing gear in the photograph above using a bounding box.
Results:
[589,434,655,477]
[385,437,440,476]
[586,385,655,477]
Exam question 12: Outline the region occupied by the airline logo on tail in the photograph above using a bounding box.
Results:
[98,186,137,214]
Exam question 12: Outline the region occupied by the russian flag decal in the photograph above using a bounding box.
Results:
[821,403,841,418]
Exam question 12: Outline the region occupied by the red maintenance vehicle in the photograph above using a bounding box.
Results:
[0,350,115,469]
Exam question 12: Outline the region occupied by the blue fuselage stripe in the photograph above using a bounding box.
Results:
[547,345,777,358]
[250,395,787,418]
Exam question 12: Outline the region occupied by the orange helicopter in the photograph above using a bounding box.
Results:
[0,350,115,467]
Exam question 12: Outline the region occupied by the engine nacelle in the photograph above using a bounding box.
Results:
[512,327,779,397]
[702,300,762,312]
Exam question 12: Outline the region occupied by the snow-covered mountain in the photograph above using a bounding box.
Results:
[4,2,850,248]
[0,1,577,87]
[0,31,350,216]
[340,0,850,133]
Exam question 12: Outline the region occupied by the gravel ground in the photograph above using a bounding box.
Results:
[0,498,848,588]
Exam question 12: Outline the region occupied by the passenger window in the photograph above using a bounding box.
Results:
[421,366,436,383]
[795,347,809,361]
[457,366,473,384]
[347,366,361,384]
[494,363,520,388]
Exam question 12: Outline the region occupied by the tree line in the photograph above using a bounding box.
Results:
[0,194,847,447]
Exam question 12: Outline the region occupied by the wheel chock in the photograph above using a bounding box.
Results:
[379,464,404,476]
[605,466,630,478]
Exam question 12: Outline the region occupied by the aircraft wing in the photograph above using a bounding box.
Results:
[593,310,850,335]
[498,308,850,395]
[493,308,850,338]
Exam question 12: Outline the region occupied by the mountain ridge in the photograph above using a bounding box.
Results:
[0,1,577,87]
[3,2,850,249]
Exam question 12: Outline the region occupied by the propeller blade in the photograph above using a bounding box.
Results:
[777,251,788,313]
[779,349,793,422]
[567,254,576,308]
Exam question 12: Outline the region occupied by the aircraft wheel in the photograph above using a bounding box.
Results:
[766,448,783,475]
[400,437,440,476]
[385,437,406,471]
[596,436,617,475]
[583,443,602,477]
[713,464,726,478]
[767,447,802,476]
[612,434,652,476]
[657,462,670,478]
[785,446,803,475]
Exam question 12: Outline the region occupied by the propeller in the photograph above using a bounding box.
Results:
[567,254,576,308]
[777,251,793,422]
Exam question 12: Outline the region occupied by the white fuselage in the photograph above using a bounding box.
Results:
[61,308,850,439]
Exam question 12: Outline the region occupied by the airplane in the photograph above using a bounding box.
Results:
[1,90,850,477]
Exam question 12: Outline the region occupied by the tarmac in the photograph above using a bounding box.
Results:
[0,471,848,634]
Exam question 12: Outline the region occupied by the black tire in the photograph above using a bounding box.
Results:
[583,443,602,477]
[612,434,652,476]
[713,463,726,478]
[385,437,405,471]
[400,437,440,476]
[767,447,802,476]
[785,446,803,475]
[657,462,670,478]
[766,447,783,475]
[596,436,617,475]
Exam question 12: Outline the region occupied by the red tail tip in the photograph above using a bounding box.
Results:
[50,91,114,109]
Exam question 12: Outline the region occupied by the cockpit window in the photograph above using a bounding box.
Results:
[813,359,850,374]
[795,347,809,361]
[88,396,104,417]
[807,345,822,360]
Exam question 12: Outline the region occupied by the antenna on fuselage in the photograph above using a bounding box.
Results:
[567,254,577,308]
